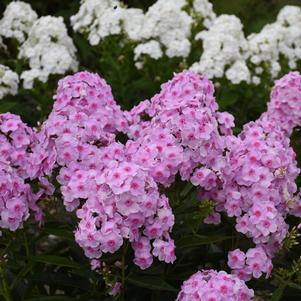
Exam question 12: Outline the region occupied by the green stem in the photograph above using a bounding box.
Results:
[23,232,30,258]
[121,242,128,301]
[0,266,11,301]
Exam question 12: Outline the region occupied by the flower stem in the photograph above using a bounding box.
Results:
[0,266,11,301]
[121,242,128,301]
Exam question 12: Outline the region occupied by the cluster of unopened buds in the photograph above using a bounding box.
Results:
[1,69,301,299]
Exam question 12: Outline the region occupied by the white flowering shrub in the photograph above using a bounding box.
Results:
[190,15,250,84]
[70,0,301,86]
[0,1,78,103]
[248,6,301,78]
[19,16,78,89]
[0,1,38,43]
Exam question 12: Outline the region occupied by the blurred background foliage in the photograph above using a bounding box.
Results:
[1,1,301,300]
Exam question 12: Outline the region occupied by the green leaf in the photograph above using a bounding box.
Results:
[288,282,301,290]
[177,235,232,249]
[127,275,177,292]
[30,255,80,269]
[0,101,17,113]
[10,262,34,289]
[270,284,286,301]
[29,271,90,290]
[43,228,74,241]
[25,297,75,301]
[180,183,195,198]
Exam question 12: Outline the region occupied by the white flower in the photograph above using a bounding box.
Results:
[166,39,191,58]
[191,15,249,83]
[193,0,216,28]
[19,16,78,89]
[0,1,38,43]
[0,64,19,99]
[122,8,145,41]
[225,60,250,84]
[71,0,192,59]
[252,76,261,85]
[248,6,301,79]
[140,0,192,58]
[134,41,163,69]
[71,0,129,45]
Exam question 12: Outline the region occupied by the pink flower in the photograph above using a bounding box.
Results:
[109,282,121,296]
[176,270,254,301]
[228,249,246,269]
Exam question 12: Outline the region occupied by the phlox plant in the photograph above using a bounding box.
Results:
[1,1,301,301]
[0,68,301,301]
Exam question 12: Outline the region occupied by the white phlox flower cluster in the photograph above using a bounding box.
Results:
[190,15,250,84]
[19,16,78,89]
[136,0,192,58]
[71,0,131,45]
[248,5,301,78]
[70,0,145,45]
[0,1,38,43]
[71,0,193,64]
[0,2,78,91]
[0,64,19,99]
[1,0,301,88]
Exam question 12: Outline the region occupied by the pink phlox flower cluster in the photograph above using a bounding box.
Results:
[65,142,175,269]
[35,71,128,176]
[4,68,300,279]
[228,247,273,281]
[197,73,301,279]
[37,71,175,269]
[0,113,53,231]
[265,71,301,136]
[292,190,301,218]
[176,269,254,301]
[126,71,234,187]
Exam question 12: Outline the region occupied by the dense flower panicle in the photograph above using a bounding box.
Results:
[0,64,19,99]
[197,70,301,279]
[35,71,127,177]
[0,1,38,43]
[248,6,301,79]
[0,113,53,231]
[126,71,234,187]
[264,71,301,136]
[136,0,192,59]
[228,247,273,281]
[190,15,250,84]
[200,109,299,278]
[19,16,78,89]
[37,71,175,269]
[71,0,134,45]
[73,143,175,268]
[176,269,254,301]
